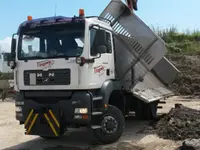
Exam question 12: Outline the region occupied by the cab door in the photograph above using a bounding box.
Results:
[88,26,115,88]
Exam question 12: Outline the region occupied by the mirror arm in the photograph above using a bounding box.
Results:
[94,53,101,59]
[86,58,95,63]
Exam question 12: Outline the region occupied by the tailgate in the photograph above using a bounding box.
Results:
[132,71,174,103]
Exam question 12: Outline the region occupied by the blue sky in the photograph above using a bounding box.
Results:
[0,0,199,51]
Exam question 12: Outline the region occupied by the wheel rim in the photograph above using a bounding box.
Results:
[101,115,118,135]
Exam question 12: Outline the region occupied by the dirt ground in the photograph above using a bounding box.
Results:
[0,55,200,150]
[1,96,200,150]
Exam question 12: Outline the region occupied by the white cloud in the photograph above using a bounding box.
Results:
[0,37,12,53]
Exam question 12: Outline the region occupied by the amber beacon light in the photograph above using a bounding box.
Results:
[79,9,85,17]
[27,16,33,21]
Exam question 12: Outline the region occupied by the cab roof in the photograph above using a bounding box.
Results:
[17,16,85,33]
[17,15,112,33]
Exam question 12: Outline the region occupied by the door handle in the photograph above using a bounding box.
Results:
[106,69,110,76]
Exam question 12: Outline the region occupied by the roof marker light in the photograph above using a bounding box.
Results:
[79,9,85,17]
[27,16,33,21]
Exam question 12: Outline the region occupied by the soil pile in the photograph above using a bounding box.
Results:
[167,55,200,95]
[140,104,200,141]
[43,142,144,150]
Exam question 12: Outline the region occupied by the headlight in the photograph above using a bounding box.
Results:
[16,106,22,112]
[74,108,88,114]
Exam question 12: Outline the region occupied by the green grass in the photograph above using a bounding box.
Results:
[151,26,200,55]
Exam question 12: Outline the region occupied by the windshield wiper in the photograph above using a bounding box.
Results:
[23,55,70,62]
[48,55,69,60]
[23,56,46,62]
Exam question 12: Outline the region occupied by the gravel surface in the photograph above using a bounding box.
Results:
[0,99,149,150]
[1,96,198,150]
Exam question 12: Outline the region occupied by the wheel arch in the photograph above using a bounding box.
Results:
[100,80,125,114]
[100,80,120,104]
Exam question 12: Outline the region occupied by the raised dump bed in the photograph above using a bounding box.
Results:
[100,0,179,103]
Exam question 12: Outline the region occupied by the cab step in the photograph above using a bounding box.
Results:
[91,125,101,129]
[92,112,103,116]
[93,96,103,101]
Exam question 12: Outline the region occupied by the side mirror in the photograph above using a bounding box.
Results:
[11,38,16,58]
[9,34,17,69]
[7,53,12,67]
[7,53,12,62]
[96,30,107,45]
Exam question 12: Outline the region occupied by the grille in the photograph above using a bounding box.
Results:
[24,69,71,85]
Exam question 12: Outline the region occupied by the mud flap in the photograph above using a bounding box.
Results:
[24,106,62,137]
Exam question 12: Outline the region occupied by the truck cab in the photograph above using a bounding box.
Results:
[9,10,125,144]
[12,15,115,90]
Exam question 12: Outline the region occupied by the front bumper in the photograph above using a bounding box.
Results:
[15,91,92,128]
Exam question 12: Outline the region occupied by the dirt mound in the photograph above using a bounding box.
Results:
[38,142,145,150]
[167,55,200,95]
[140,104,200,141]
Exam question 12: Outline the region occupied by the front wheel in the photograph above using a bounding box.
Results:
[93,105,125,144]
[135,101,158,120]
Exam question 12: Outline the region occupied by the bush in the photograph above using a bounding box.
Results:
[151,26,200,55]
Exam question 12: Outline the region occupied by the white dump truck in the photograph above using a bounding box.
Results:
[8,0,179,144]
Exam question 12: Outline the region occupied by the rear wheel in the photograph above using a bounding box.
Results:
[93,105,125,144]
[135,101,158,120]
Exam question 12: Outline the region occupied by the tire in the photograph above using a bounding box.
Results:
[135,101,158,120]
[93,105,125,144]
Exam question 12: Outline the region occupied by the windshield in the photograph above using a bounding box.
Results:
[18,23,85,60]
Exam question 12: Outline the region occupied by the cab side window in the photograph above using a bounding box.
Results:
[90,28,112,56]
